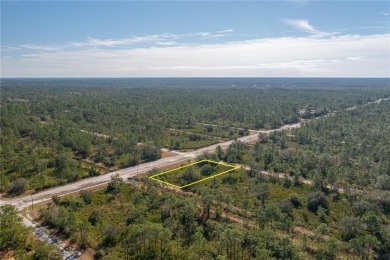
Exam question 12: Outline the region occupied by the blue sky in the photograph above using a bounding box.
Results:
[1,1,389,77]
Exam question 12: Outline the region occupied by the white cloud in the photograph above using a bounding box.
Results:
[74,38,126,47]
[1,46,21,51]
[383,12,388,16]
[155,41,177,46]
[66,30,233,48]
[209,34,231,38]
[254,58,342,69]
[2,33,389,77]
[70,35,175,47]
[284,19,329,36]
[217,29,234,33]
[345,56,362,61]
[196,32,211,37]
[20,44,63,51]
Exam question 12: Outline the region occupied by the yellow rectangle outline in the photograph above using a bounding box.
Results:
[149,159,239,189]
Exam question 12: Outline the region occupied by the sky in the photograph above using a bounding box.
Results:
[1,1,389,78]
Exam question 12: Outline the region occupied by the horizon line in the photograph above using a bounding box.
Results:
[1,76,390,79]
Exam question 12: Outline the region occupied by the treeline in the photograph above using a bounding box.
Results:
[1,79,389,196]
[3,81,389,132]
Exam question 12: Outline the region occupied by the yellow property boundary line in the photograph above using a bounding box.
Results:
[149,159,239,189]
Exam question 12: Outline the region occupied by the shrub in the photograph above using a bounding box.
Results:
[88,210,99,225]
[290,194,302,208]
[106,173,124,194]
[7,178,28,196]
[339,216,365,241]
[279,200,294,217]
[307,191,328,212]
[201,164,215,176]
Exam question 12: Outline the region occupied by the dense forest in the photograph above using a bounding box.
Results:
[36,155,390,259]
[1,78,390,259]
[232,101,390,190]
[1,78,389,195]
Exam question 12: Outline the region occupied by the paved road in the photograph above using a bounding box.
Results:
[1,96,387,259]
[0,121,303,211]
[2,97,388,210]
[0,128,269,259]
[0,126,289,259]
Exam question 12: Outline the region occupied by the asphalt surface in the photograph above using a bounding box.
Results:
[0,123,302,259]
[0,123,302,211]
[1,96,387,259]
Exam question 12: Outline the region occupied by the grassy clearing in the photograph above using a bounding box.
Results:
[164,131,220,150]
[151,160,236,188]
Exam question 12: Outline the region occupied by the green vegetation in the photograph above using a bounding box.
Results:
[164,130,220,150]
[1,79,389,194]
[235,101,390,190]
[2,78,390,259]
[37,164,390,259]
[0,205,61,259]
[39,175,304,259]
[181,124,250,139]
[152,160,235,187]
